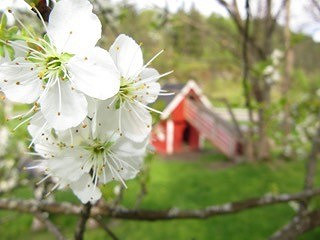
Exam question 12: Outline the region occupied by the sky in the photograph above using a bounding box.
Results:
[1,0,319,41]
[111,0,320,42]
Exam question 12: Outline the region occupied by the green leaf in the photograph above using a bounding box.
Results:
[0,14,7,30]
[0,45,5,58]
[24,0,40,6]
[4,45,15,60]
[8,26,19,36]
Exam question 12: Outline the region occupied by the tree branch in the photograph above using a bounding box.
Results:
[269,209,320,240]
[94,216,120,240]
[303,126,320,191]
[34,211,66,240]
[268,0,287,36]
[1,188,320,221]
[74,202,92,240]
[216,0,266,59]
[298,124,320,212]
[212,97,244,139]
[270,123,320,238]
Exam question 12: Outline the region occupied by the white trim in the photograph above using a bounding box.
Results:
[166,120,174,154]
[161,80,213,119]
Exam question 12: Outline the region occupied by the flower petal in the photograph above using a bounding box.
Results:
[109,34,143,79]
[94,100,151,142]
[70,173,102,204]
[68,47,120,100]
[101,152,144,184]
[42,148,89,181]
[113,135,149,157]
[137,68,161,104]
[0,58,42,103]
[120,102,152,142]
[47,0,101,54]
[28,112,46,139]
[39,80,87,130]
[92,98,120,140]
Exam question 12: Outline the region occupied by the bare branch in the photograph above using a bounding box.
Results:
[241,0,255,160]
[212,97,244,139]
[216,0,266,58]
[298,124,320,212]
[270,209,320,240]
[34,211,66,240]
[94,216,120,240]
[74,203,92,240]
[269,0,287,34]
[1,188,320,221]
[304,126,320,191]
[270,124,320,238]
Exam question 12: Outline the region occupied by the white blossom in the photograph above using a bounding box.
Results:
[271,49,283,66]
[0,127,9,156]
[94,34,171,142]
[0,0,120,131]
[27,110,148,204]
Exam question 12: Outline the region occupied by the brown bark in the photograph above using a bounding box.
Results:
[1,188,320,221]
[270,210,320,240]
[270,125,320,238]
[282,0,293,144]
[242,0,255,161]
[74,203,92,240]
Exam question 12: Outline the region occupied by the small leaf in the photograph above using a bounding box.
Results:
[8,26,19,36]
[0,14,7,30]
[0,45,5,58]
[4,45,15,60]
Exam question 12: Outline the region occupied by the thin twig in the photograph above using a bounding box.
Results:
[216,0,266,59]
[94,216,119,240]
[212,97,244,139]
[74,202,92,240]
[34,211,66,240]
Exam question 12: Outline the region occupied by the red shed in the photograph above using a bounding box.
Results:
[151,80,244,159]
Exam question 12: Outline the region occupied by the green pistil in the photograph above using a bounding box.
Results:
[26,38,74,83]
[85,139,113,158]
[115,78,138,109]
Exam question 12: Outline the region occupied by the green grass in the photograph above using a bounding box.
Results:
[1,153,320,240]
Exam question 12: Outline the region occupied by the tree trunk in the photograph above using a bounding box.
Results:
[282,0,293,147]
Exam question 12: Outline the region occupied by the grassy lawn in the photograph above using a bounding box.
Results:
[1,152,320,240]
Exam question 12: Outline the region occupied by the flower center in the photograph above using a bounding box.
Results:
[25,38,74,84]
[115,76,142,109]
[85,139,113,158]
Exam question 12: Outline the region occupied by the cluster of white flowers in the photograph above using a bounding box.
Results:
[0,0,169,203]
[263,49,283,85]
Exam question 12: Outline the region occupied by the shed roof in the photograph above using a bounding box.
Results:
[158,83,185,105]
[160,80,213,119]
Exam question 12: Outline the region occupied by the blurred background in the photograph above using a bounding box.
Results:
[1,0,320,239]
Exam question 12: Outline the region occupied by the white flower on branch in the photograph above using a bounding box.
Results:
[27,111,148,204]
[96,34,172,142]
[0,127,9,156]
[0,0,120,130]
[0,158,19,193]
